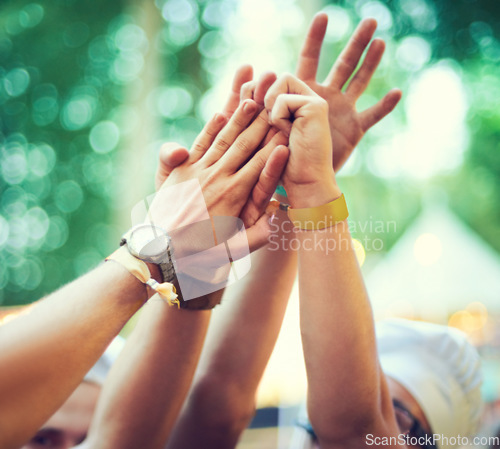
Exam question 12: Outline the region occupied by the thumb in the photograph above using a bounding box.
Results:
[155,143,189,190]
[245,213,277,253]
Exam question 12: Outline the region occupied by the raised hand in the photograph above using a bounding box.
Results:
[153,99,288,250]
[264,74,339,208]
[296,13,402,171]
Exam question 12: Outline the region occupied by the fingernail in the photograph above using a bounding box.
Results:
[214,113,225,123]
[243,101,256,114]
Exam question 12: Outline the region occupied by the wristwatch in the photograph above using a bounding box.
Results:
[120,224,176,284]
[120,224,222,310]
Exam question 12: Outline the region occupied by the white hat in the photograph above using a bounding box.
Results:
[376,319,483,449]
[83,336,125,386]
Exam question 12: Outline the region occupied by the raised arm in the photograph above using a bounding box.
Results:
[265,74,401,447]
[165,208,297,449]
[82,300,211,449]
[166,15,403,448]
[0,255,156,449]
[79,91,289,449]
[159,69,295,449]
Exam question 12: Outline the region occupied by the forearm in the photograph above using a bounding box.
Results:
[86,298,211,449]
[295,186,383,441]
[0,261,148,449]
[167,207,298,449]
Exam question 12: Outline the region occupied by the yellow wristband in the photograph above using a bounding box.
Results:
[286,194,349,230]
[106,246,179,307]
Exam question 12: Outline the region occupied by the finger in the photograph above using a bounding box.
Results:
[222,64,254,119]
[240,80,256,102]
[325,18,377,89]
[264,73,317,117]
[220,108,272,172]
[253,71,277,106]
[359,88,402,131]
[189,113,227,163]
[269,94,325,137]
[202,99,258,167]
[296,12,328,81]
[245,214,274,253]
[345,38,385,100]
[239,145,289,229]
[155,143,189,190]
[261,127,279,147]
[248,145,289,213]
[241,72,277,105]
[236,135,288,192]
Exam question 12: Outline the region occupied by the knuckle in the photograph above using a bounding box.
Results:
[235,137,253,155]
[213,135,231,153]
[191,142,206,154]
[253,152,267,172]
[241,81,256,97]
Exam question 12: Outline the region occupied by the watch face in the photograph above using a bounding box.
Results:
[128,225,170,261]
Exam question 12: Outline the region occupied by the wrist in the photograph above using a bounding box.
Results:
[104,260,150,302]
[287,180,342,209]
[145,262,162,282]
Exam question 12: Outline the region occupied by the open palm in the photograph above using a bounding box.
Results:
[296,14,402,172]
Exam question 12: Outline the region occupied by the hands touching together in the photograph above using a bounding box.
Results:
[157,14,401,235]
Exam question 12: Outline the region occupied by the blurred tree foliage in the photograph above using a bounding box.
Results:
[0,0,227,305]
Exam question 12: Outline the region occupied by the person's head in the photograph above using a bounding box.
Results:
[21,337,124,449]
[377,318,483,449]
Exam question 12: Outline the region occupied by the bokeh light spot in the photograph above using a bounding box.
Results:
[19,3,44,28]
[396,36,431,71]
[7,216,29,249]
[1,144,28,185]
[151,86,193,118]
[198,31,229,59]
[359,1,393,31]
[24,206,49,241]
[32,84,59,126]
[0,215,9,248]
[89,121,120,154]
[352,238,366,267]
[4,68,30,97]
[323,5,352,42]
[114,24,148,52]
[43,216,69,250]
[55,180,84,213]
[202,1,231,28]
[11,257,43,290]
[111,51,145,84]
[163,19,200,47]
[162,0,198,24]
[28,143,56,177]
[61,95,96,130]
[1,186,28,217]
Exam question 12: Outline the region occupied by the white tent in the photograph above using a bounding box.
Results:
[365,203,500,321]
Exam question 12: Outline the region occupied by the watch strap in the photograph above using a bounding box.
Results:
[106,246,179,307]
